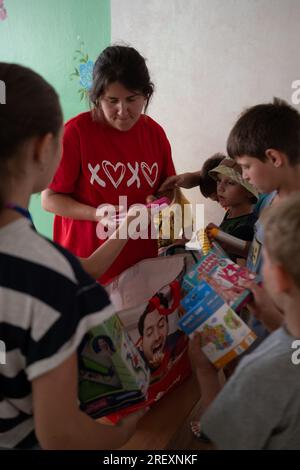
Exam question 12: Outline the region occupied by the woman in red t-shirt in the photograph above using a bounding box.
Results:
[42,46,176,285]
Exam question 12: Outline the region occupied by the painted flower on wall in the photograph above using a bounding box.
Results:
[0,0,7,21]
[70,39,94,101]
[79,60,93,90]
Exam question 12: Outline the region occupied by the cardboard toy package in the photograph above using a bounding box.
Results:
[182,242,258,312]
[79,312,150,419]
[179,279,257,369]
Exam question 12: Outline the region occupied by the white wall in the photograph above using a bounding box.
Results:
[111,0,300,224]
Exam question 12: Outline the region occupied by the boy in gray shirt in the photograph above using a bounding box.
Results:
[189,193,300,449]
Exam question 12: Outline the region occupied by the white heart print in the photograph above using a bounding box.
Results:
[102,161,126,189]
[141,162,158,187]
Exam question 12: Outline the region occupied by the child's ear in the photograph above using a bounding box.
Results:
[265,149,285,168]
[275,264,294,294]
[33,133,54,168]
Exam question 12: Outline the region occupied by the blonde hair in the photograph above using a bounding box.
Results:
[263,193,300,288]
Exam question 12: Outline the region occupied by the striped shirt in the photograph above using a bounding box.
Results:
[0,218,114,449]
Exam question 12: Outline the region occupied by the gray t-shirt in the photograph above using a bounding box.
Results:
[201,326,300,449]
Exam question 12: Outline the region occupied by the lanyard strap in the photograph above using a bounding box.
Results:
[5,203,34,226]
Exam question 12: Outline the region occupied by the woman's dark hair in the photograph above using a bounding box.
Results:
[92,335,116,354]
[199,153,226,198]
[0,63,63,209]
[89,45,154,113]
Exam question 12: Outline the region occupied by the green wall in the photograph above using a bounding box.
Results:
[0,0,111,238]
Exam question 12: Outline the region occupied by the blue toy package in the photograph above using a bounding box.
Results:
[179,279,257,369]
[179,282,224,334]
[181,280,213,314]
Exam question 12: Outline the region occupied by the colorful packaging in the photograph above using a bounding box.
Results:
[179,280,257,369]
[182,242,257,312]
[79,312,150,419]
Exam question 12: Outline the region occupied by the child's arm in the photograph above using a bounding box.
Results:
[32,352,146,449]
[79,206,153,279]
[157,171,202,193]
[79,214,134,279]
[189,333,222,410]
[42,189,101,221]
[206,223,251,258]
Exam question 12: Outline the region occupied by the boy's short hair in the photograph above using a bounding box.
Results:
[227,98,300,166]
[199,153,226,198]
[263,193,300,289]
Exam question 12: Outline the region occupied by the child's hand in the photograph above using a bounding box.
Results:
[205,223,218,243]
[94,204,125,223]
[189,333,217,374]
[205,223,234,254]
[189,335,221,412]
[242,281,284,332]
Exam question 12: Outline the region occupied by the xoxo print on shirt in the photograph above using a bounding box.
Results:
[88,161,159,189]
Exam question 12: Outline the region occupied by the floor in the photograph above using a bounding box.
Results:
[120,375,212,450]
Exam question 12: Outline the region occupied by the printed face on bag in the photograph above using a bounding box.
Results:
[99,81,146,131]
[139,309,169,367]
[92,335,115,356]
[96,338,112,353]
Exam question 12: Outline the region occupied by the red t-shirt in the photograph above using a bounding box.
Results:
[49,112,176,285]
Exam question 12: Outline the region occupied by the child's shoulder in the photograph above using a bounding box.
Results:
[254,192,277,218]
[0,218,110,324]
[220,211,257,238]
[236,327,297,382]
[30,230,81,284]
[0,219,81,287]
